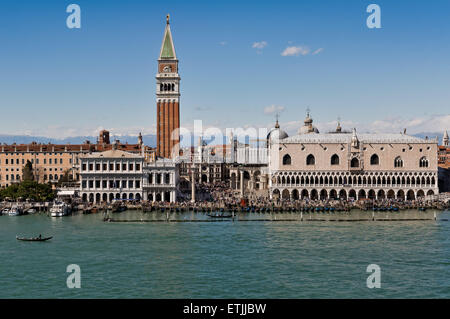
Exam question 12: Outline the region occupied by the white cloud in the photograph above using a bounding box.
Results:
[281,46,310,56]
[252,41,268,50]
[11,125,156,139]
[264,105,285,115]
[312,48,324,55]
[219,41,227,46]
[365,114,450,135]
[278,114,449,136]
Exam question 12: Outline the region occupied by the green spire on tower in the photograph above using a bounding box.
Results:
[159,14,177,60]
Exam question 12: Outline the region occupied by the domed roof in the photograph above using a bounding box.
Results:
[298,111,319,134]
[267,120,288,143]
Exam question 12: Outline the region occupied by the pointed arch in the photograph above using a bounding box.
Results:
[331,154,340,165]
[394,156,403,168]
[370,154,379,165]
[282,154,292,165]
[306,154,315,165]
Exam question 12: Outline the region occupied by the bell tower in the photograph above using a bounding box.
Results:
[156,14,180,159]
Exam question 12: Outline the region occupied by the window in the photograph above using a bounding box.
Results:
[136,164,141,171]
[82,163,87,171]
[135,181,140,188]
[331,154,339,165]
[394,156,403,168]
[419,157,429,168]
[49,159,52,165]
[350,158,359,168]
[103,163,107,171]
[122,163,127,171]
[282,154,291,165]
[306,154,315,165]
[109,163,114,171]
[60,159,63,164]
[370,154,379,165]
[129,180,134,189]
[129,163,134,171]
[95,180,100,188]
[95,163,100,171]
[89,163,93,171]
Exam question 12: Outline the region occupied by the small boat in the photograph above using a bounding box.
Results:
[16,235,53,242]
[50,202,70,217]
[111,202,127,213]
[26,208,37,214]
[9,205,23,216]
[207,212,233,218]
[1,208,10,215]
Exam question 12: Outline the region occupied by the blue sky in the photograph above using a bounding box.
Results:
[0,0,449,138]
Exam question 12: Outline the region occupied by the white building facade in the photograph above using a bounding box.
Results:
[269,113,439,201]
[80,150,145,203]
[143,158,179,203]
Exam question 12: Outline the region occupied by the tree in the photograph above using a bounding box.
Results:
[22,160,34,181]
[57,170,72,187]
[0,180,55,202]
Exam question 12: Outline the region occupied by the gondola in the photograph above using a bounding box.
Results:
[207,212,233,218]
[16,236,53,242]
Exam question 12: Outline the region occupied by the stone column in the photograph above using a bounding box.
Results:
[240,170,244,197]
[191,166,196,203]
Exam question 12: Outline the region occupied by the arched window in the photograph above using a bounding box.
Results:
[160,84,163,91]
[350,157,359,168]
[306,154,315,165]
[172,83,175,91]
[394,156,403,168]
[330,154,339,165]
[419,157,428,168]
[370,154,379,165]
[282,154,291,165]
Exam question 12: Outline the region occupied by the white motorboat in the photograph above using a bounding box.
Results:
[9,205,23,216]
[26,208,37,214]
[50,202,70,217]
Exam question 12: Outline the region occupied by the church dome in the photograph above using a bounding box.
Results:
[267,120,288,143]
[298,111,319,134]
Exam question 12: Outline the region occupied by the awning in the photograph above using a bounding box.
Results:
[57,190,76,196]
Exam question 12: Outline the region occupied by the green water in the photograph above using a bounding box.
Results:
[0,210,449,298]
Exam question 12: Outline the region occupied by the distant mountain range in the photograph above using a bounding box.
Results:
[0,134,157,147]
[0,132,445,148]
